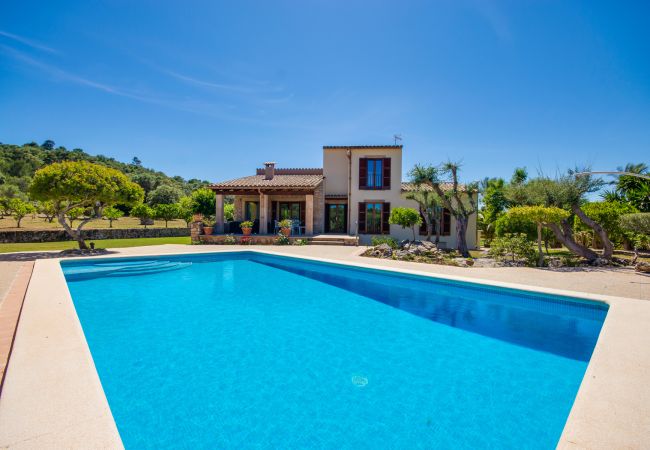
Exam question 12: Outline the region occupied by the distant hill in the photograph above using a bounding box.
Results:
[0,140,210,200]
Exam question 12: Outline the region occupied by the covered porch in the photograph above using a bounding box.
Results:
[210,188,320,236]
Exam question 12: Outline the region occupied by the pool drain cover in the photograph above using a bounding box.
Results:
[351,375,368,387]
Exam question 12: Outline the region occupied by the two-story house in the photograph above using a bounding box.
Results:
[208,145,477,248]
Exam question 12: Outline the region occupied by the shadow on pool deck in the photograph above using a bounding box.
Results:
[0,250,119,262]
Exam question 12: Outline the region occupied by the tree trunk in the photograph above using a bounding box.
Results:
[412,226,416,242]
[57,213,88,250]
[571,204,614,260]
[456,215,469,257]
[16,217,22,228]
[547,221,598,261]
[435,218,441,245]
[426,220,433,242]
[109,219,113,228]
[536,222,544,267]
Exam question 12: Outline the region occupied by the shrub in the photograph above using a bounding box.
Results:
[274,232,291,245]
[240,220,254,229]
[488,233,536,264]
[494,213,537,240]
[293,239,309,246]
[388,207,422,241]
[222,234,237,245]
[575,201,638,247]
[371,236,398,248]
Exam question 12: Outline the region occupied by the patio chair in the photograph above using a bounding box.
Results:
[291,219,301,235]
[274,220,280,234]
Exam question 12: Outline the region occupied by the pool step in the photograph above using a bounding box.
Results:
[65,260,192,281]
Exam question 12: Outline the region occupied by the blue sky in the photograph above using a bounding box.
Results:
[1,1,648,184]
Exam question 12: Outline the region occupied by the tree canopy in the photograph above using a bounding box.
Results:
[30,161,144,248]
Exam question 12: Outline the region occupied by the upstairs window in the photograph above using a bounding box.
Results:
[359,158,391,190]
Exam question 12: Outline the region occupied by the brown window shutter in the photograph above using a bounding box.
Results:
[442,208,451,235]
[300,201,306,225]
[419,211,427,235]
[381,202,390,234]
[358,202,366,234]
[359,158,368,189]
[382,158,391,189]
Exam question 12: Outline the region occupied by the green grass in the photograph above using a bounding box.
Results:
[0,236,191,254]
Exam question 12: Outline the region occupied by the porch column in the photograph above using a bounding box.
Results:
[215,194,224,234]
[305,194,314,235]
[259,192,268,234]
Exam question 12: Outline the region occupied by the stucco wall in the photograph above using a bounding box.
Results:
[322,146,477,249]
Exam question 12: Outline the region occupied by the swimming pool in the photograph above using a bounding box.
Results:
[61,251,607,449]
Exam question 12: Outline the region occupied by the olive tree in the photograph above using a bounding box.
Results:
[409,162,478,257]
[506,206,569,267]
[405,186,443,243]
[103,206,124,228]
[8,198,35,228]
[30,161,144,249]
[506,171,615,262]
[130,203,154,228]
[388,207,422,241]
[154,203,179,228]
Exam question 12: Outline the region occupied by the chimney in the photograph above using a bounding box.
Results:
[264,162,276,180]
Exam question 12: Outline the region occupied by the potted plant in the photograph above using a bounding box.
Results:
[278,219,293,237]
[202,217,215,235]
[240,220,254,236]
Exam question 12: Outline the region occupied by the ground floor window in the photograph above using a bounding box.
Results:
[358,202,390,234]
[245,201,259,221]
[279,202,301,220]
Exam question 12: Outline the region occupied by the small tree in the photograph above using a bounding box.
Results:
[177,196,194,227]
[506,206,569,267]
[30,161,144,249]
[389,207,422,241]
[154,203,179,228]
[405,187,443,243]
[103,206,124,228]
[131,204,154,229]
[37,200,57,223]
[620,213,650,262]
[8,198,35,228]
[191,188,216,217]
[224,203,235,222]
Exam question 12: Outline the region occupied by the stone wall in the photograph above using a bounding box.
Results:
[0,227,190,243]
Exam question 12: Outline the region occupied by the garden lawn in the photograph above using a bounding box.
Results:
[0,237,191,253]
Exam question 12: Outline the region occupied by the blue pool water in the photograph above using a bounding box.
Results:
[62,252,607,449]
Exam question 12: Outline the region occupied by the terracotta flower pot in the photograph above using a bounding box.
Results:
[242,227,252,236]
[281,227,291,237]
[203,226,214,235]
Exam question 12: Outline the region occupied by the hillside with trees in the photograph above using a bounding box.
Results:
[0,140,211,202]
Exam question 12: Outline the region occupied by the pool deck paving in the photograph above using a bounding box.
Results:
[0,244,648,448]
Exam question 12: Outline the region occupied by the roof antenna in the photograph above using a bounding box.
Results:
[393,134,402,145]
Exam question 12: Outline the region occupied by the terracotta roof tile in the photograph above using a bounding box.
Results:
[210,174,324,189]
[323,145,402,149]
[401,182,466,192]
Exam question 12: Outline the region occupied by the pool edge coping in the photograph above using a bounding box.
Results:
[2,246,649,448]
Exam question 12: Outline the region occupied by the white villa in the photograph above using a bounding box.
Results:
[207,145,478,247]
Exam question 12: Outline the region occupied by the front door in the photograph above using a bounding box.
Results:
[325,204,347,233]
